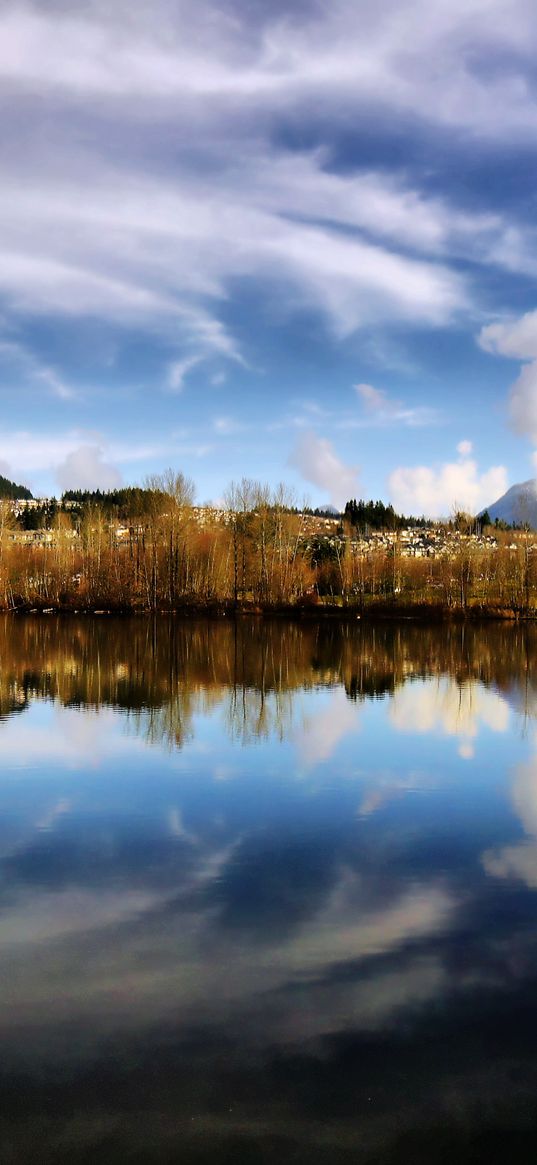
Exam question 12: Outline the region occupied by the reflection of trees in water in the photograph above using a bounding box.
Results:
[125,694,196,751]
[225,684,298,744]
[0,615,537,744]
[0,682,29,720]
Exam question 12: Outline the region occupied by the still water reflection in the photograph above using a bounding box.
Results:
[2,616,537,1162]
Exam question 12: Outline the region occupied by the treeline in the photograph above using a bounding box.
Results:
[1,471,537,615]
[19,487,169,529]
[343,498,494,532]
[61,486,165,516]
[13,489,424,531]
[7,485,518,537]
[0,474,32,500]
[344,498,428,530]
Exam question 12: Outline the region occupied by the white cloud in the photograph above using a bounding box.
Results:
[0,148,471,364]
[1,0,537,408]
[508,361,537,443]
[0,431,94,478]
[0,429,167,495]
[388,445,507,518]
[478,311,537,445]
[2,0,533,378]
[353,381,438,427]
[457,439,472,456]
[212,416,246,435]
[355,382,390,412]
[2,0,537,141]
[479,311,537,360]
[268,221,463,336]
[166,356,201,393]
[55,444,122,492]
[289,431,359,509]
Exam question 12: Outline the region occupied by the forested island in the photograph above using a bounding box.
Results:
[0,471,535,616]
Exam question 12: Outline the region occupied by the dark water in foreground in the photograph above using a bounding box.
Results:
[2,616,537,1162]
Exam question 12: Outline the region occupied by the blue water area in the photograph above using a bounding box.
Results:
[1,616,537,1163]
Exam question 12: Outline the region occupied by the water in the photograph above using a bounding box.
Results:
[1,616,537,1163]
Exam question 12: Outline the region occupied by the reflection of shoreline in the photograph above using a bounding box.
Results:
[0,616,533,748]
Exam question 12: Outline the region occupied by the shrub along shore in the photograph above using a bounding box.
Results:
[1,488,536,618]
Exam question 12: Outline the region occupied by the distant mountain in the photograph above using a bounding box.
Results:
[0,474,32,500]
[483,478,537,528]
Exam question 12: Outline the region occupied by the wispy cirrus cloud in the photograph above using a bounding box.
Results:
[212,416,248,435]
[0,338,74,400]
[3,0,537,140]
[1,0,537,502]
[166,356,202,393]
[353,382,439,427]
[1,0,535,391]
[0,154,469,352]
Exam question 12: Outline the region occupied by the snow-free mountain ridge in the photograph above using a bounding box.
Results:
[482,478,537,528]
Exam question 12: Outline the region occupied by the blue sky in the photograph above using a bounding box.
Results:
[3,0,537,513]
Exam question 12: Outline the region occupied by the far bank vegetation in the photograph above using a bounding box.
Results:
[0,473,536,617]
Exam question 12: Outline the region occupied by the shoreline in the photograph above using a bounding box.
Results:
[1,600,530,621]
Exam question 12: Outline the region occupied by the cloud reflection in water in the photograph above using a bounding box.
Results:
[0,617,536,1161]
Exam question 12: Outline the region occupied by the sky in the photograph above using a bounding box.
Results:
[3,0,537,514]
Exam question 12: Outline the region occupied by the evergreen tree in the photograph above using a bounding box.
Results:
[0,474,32,500]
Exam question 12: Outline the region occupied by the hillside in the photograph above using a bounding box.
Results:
[0,474,32,500]
[484,478,537,529]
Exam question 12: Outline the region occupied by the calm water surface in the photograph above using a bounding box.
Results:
[2,616,537,1162]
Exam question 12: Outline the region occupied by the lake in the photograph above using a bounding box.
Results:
[2,615,537,1162]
